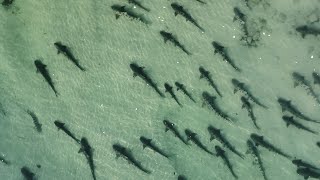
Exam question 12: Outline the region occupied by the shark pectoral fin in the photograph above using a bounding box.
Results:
[115,14,120,19]
[293,82,299,88]
[133,73,137,77]
[233,88,238,94]
[209,136,215,141]
[200,75,204,79]
[201,102,206,107]
[174,12,178,16]
[241,104,245,109]
[78,148,83,153]
[281,107,286,112]
[286,123,290,127]
[165,128,169,132]
[143,144,147,149]
[304,175,309,180]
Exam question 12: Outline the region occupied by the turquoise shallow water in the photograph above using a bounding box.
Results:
[0,0,320,179]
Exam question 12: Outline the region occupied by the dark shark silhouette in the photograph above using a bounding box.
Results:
[250,133,292,159]
[163,120,188,145]
[282,116,318,135]
[54,120,80,144]
[215,146,238,179]
[54,42,85,71]
[21,166,36,180]
[160,30,191,55]
[111,4,150,24]
[278,97,320,123]
[199,67,222,97]
[241,96,260,129]
[113,144,151,174]
[292,159,320,170]
[202,92,234,122]
[208,125,244,159]
[130,63,164,98]
[26,110,42,133]
[2,0,14,6]
[34,60,58,97]
[246,139,268,180]
[79,138,96,180]
[212,41,241,72]
[297,167,320,179]
[232,79,267,108]
[296,25,320,38]
[175,82,196,103]
[171,3,204,31]
[165,83,182,107]
[185,129,214,155]
[140,136,169,158]
[292,72,320,104]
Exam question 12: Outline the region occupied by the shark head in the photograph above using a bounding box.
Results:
[54,120,65,129]
[34,60,46,70]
